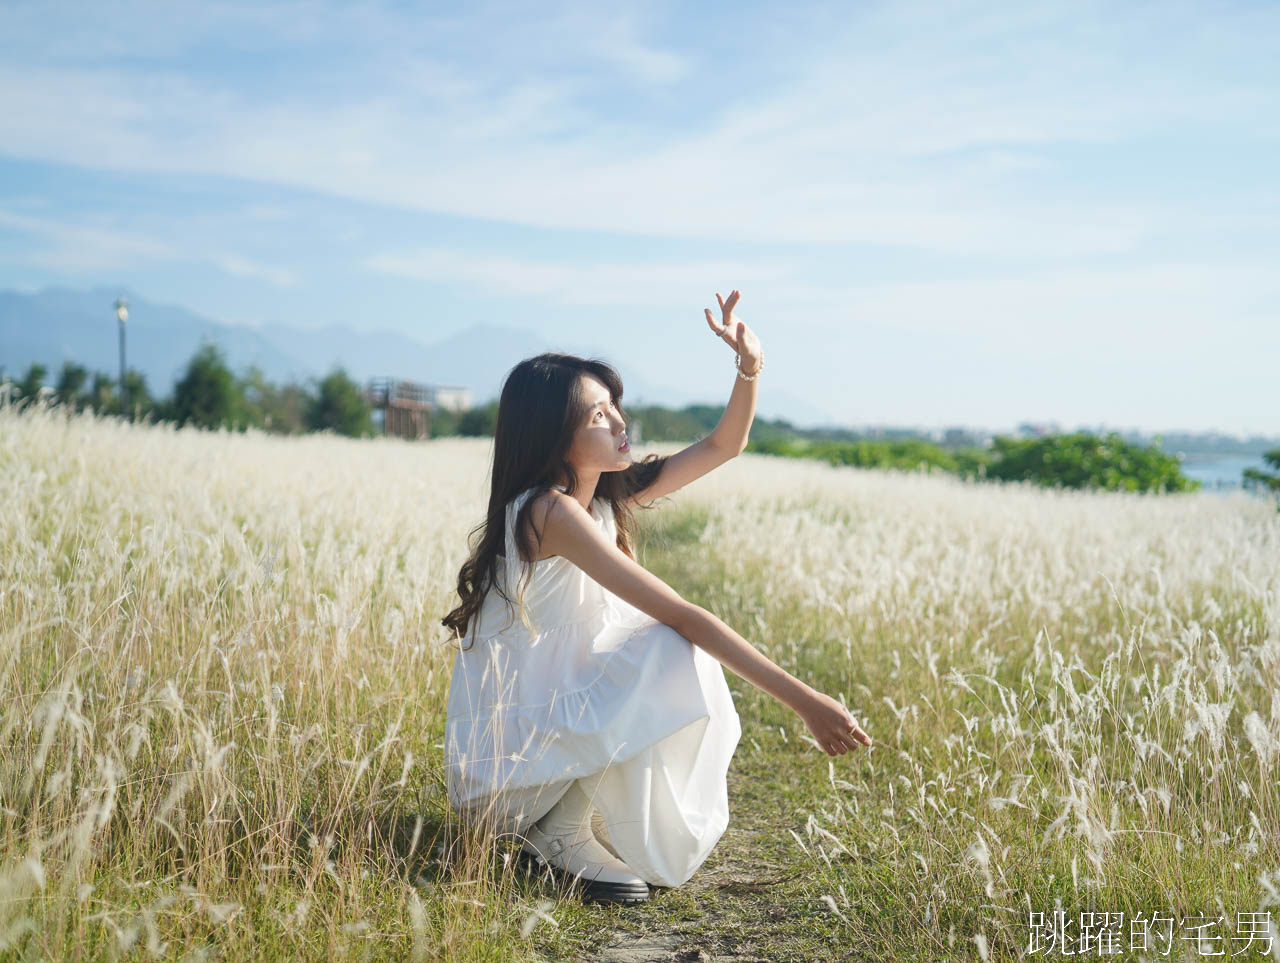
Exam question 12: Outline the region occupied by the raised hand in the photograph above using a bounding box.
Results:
[704,289,762,374]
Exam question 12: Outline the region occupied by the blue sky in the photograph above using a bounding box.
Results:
[1,0,1277,433]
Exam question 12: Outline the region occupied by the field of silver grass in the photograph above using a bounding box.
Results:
[675,442,1280,958]
[3,399,1279,960]
[1,403,527,960]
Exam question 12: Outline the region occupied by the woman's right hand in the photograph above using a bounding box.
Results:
[797,689,872,756]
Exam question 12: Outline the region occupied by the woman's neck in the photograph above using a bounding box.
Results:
[556,469,600,513]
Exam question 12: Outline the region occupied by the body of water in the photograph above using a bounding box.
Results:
[1179,454,1272,490]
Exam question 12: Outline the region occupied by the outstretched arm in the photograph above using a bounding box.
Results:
[531,489,872,756]
[628,290,764,508]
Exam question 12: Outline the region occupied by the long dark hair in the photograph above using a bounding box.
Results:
[441,353,667,650]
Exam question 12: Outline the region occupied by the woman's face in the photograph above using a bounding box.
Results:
[566,374,631,475]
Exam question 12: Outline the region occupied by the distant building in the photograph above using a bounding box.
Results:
[428,385,471,412]
[1017,421,1061,438]
[944,427,990,448]
[363,378,475,439]
[364,378,432,440]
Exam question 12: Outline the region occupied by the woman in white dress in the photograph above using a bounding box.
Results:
[442,290,872,904]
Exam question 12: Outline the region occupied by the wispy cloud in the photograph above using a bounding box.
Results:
[365,242,1280,355]
[1,1,1274,256]
[365,247,789,306]
[837,262,1280,346]
[0,208,297,286]
[0,209,173,272]
[212,254,298,288]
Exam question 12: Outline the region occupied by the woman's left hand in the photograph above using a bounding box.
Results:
[705,289,762,374]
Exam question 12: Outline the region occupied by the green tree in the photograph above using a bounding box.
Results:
[54,361,89,411]
[237,364,271,430]
[746,435,989,478]
[273,383,312,435]
[16,362,47,405]
[239,365,310,434]
[171,342,243,430]
[985,432,1197,493]
[1243,450,1280,494]
[121,369,155,421]
[627,405,712,442]
[429,404,461,437]
[86,372,119,415]
[305,367,373,438]
[457,400,499,436]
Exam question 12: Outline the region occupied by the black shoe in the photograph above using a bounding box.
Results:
[519,834,650,904]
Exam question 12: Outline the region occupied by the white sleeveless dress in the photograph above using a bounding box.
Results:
[444,485,741,888]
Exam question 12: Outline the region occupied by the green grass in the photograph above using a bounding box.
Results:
[4,409,1278,962]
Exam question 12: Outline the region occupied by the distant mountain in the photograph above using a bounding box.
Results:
[0,285,832,423]
[0,286,555,404]
[2,286,310,393]
[253,318,555,398]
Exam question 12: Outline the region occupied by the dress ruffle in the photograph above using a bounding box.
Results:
[447,602,711,792]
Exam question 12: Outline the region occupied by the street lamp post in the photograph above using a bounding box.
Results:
[114,297,128,419]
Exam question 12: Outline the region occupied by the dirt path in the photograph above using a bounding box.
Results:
[572,757,822,963]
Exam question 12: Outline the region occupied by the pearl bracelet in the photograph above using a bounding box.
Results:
[735,351,763,381]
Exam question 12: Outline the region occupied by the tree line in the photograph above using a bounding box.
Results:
[627,405,1280,495]
[745,433,1202,493]
[5,346,1278,496]
[1244,452,1280,495]
[0,344,501,439]
[744,433,1280,496]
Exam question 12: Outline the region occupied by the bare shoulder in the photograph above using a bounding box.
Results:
[525,488,581,528]
[524,489,594,559]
